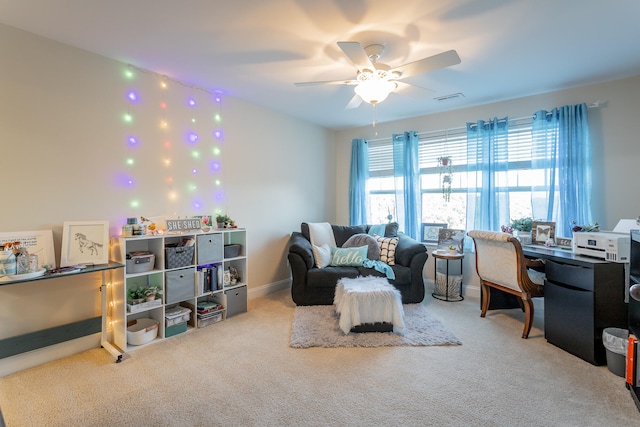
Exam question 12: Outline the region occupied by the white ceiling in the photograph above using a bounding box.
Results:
[1,0,639,130]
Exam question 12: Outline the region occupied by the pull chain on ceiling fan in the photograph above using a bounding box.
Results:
[295,41,461,109]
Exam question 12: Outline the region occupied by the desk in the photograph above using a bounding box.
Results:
[522,245,627,365]
[0,263,124,362]
[432,250,464,302]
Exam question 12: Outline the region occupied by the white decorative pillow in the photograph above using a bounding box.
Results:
[376,235,399,265]
[312,243,332,268]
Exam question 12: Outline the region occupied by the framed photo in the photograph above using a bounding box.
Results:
[437,229,466,254]
[556,237,573,249]
[532,221,556,245]
[60,221,109,267]
[0,230,56,269]
[421,223,447,244]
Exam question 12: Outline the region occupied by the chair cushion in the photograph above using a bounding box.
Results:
[527,268,546,285]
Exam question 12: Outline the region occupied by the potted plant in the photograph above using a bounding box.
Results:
[127,287,147,305]
[216,214,232,229]
[448,245,457,255]
[145,286,163,302]
[510,217,533,243]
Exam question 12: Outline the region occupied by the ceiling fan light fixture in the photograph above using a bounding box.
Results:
[354,79,397,105]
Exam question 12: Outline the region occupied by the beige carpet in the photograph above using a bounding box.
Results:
[0,289,638,427]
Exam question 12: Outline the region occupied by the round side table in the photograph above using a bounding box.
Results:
[431,250,464,302]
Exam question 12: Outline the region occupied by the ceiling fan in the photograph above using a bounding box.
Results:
[295,41,461,109]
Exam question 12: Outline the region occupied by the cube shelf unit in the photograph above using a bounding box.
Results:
[109,228,247,354]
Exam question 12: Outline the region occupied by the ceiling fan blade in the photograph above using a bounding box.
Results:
[391,50,461,80]
[394,81,435,97]
[294,79,357,87]
[345,93,363,109]
[337,41,375,73]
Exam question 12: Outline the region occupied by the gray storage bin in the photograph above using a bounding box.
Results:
[165,245,195,269]
[224,244,241,258]
[225,285,247,317]
[165,268,195,304]
[197,234,223,264]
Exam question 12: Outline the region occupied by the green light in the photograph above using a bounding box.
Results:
[191,118,196,123]
[126,158,135,166]
[214,114,221,122]
[213,147,221,156]
[123,113,133,123]
[130,200,139,208]
[124,69,134,79]
[215,180,221,186]
[191,151,200,159]
[189,184,197,192]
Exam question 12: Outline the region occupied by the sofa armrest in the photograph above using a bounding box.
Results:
[395,233,427,266]
[288,231,314,269]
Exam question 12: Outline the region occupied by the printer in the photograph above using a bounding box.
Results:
[573,231,630,262]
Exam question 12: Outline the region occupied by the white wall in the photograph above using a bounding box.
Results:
[335,75,640,289]
[0,23,336,373]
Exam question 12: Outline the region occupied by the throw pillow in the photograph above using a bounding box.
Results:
[376,235,399,265]
[342,233,380,260]
[330,246,367,267]
[311,243,332,268]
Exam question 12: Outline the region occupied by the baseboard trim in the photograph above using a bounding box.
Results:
[248,279,291,300]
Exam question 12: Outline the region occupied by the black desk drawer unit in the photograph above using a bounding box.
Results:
[544,259,626,365]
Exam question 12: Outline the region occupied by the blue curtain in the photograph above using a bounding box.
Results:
[392,131,420,239]
[465,118,510,233]
[532,103,591,237]
[349,138,369,225]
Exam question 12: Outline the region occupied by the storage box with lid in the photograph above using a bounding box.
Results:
[125,251,155,274]
[165,305,191,326]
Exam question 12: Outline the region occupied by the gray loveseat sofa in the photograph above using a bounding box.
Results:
[287,222,428,305]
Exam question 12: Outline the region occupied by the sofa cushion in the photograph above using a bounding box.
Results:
[330,246,367,267]
[307,267,359,288]
[331,224,368,247]
[311,243,332,268]
[342,233,380,260]
[376,236,399,265]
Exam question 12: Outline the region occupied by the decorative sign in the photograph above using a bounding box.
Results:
[166,218,202,233]
[0,230,56,269]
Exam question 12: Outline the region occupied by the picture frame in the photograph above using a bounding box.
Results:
[532,221,556,245]
[0,230,56,269]
[556,237,573,249]
[437,229,466,254]
[421,223,447,244]
[60,221,109,267]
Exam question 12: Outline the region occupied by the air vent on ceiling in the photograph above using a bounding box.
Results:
[434,93,465,102]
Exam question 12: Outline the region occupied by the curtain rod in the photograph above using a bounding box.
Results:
[365,101,603,143]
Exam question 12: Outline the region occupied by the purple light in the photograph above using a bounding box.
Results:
[188,98,196,107]
[127,91,138,102]
[215,190,225,201]
[192,168,198,174]
[127,179,134,186]
[210,161,221,172]
[213,130,223,139]
[128,136,138,146]
[215,96,221,103]
[193,200,201,209]
[188,132,199,143]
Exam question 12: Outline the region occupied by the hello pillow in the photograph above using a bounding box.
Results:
[330,246,367,267]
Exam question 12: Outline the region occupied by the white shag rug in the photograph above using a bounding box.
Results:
[290,304,462,348]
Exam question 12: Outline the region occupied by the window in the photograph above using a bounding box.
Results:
[366,117,547,231]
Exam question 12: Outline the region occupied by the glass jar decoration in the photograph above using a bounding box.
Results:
[16,248,30,274]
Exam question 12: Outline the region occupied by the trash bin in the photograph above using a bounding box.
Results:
[602,327,628,377]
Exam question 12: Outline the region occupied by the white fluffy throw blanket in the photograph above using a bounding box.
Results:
[334,276,405,334]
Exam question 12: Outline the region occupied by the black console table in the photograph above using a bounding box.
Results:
[522,245,627,365]
[0,263,124,361]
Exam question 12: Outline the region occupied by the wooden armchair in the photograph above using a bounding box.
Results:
[468,230,545,338]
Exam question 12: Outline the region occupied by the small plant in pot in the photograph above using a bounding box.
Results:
[127,287,147,305]
[145,286,163,302]
[216,214,232,229]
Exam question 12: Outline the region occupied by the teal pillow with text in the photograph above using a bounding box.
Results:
[330,246,367,267]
